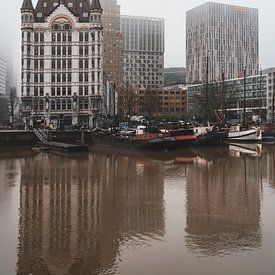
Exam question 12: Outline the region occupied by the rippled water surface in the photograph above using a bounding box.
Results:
[1,145,275,275]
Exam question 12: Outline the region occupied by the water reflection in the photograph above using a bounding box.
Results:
[17,151,165,275]
[185,153,262,256]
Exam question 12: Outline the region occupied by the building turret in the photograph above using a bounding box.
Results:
[21,0,34,29]
[90,0,103,27]
[90,0,103,102]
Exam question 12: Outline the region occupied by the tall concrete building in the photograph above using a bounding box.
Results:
[0,58,6,96]
[186,2,259,84]
[21,0,104,128]
[120,15,165,90]
[101,0,123,92]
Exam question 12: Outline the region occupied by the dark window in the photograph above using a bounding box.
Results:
[35,33,39,42]
[84,86,88,95]
[68,73,71,82]
[79,32,83,42]
[85,59,88,69]
[67,100,72,109]
[52,47,56,56]
[57,73,61,82]
[85,32,89,42]
[40,87,44,96]
[62,73,66,82]
[67,87,72,96]
[51,100,56,110]
[34,87,38,96]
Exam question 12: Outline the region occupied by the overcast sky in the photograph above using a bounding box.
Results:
[0,0,274,83]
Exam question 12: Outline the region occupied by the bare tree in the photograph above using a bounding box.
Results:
[9,87,18,127]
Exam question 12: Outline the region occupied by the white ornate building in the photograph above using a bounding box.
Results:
[21,0,104,128]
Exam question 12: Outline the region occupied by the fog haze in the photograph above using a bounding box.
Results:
[0,0,274,85]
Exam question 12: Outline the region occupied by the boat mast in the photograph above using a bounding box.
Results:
[259,66,262,123]
[243,64,247,126]
[205,55,209,123]
[221,70,225,124]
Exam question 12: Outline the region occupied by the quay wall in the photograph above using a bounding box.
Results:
[0,130,92,146]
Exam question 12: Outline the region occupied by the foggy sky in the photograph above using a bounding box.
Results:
[0,0,274,85]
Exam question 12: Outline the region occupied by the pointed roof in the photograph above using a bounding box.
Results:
[34,0,91,22]
[91,0,102,11]
[21,0,34,11]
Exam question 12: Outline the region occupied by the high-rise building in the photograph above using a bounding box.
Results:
[21,0,104,128]
[120,15,165,90]
[0,58,6,96]
[100,0,123,92]
[186,2,259,84]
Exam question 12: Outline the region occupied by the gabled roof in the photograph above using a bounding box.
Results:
[21,0,34,11]
[91,0,102,11]
[34,0,91,22]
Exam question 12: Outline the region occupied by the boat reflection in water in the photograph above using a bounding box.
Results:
[17,151,165,275]
[185,151,262,256]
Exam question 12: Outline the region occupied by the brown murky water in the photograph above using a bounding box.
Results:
[1,145,275,275]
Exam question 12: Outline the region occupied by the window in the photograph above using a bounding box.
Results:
[62,87,66,96]
[79,32,83,42]
[34,73,38,83]
[51,100,56,110]
[40,87,44,96]
[62,73,66,82]
[51,87,55,96]
[34,87,38,96]
[67,87,72,96]
[39,100,44,110]
[62,100,66,110]
[67,100,72,109]
[84,86,88,95]
[35,33,39,42]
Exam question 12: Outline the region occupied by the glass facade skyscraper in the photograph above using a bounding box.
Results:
[186,2,259,84]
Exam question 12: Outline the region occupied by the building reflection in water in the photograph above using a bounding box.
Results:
[185,154,262,256]
[17,152,165,274]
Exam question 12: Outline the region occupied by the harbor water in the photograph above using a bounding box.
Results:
[0,145,275,275]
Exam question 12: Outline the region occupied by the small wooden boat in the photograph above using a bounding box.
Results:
[228,125,262,142]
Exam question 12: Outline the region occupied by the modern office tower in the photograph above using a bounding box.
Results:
[21,0,104,128]
[100,0,123,92]
[186,2,259,84]
[0,58,6,96]
[120,15,165,90]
